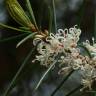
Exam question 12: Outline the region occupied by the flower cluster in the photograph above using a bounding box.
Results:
[33,25,96,91]
[83,38,96,57]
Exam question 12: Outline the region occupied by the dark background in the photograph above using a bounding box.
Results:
[0,0,96,96]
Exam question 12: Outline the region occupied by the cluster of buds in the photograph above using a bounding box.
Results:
[33,25,96,91]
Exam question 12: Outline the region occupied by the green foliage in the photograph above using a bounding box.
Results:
[26,0,38,30]
[52,0,57,33]
[48,6,53,33]
[94,12,96,39]
[6,0,32,28]
[0,33,29,42]
[0,23,31,33]
[3,46,37,96]
[16,32,37,48]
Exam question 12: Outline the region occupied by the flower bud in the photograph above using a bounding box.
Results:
[6,0,34,28]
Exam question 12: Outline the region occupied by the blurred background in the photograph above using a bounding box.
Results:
[0,0,96,96]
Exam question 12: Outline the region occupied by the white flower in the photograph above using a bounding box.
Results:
[33,25,82,67]
[83,38,96,56]
[32,25,96,91]
[80,63,96,91]
[46,33,64,53]
[58,67,72,75]
[80,78,93,91]
[72,58,82,70]
[71,48,80,58]
[58,25,81,50]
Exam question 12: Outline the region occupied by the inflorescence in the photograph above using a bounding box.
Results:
[33,25,96,91]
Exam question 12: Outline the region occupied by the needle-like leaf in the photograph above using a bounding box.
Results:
[16,32,37,48]
[94,11,96,39]
[3,45,37,96]
[35,54,60,90]
[0,23,31,33]
[26,0,38,30]
[0,33,29,43]
[52,0,57,33]
[48,6,53,33]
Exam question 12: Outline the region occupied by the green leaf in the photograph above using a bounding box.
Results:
[3,45,37,96]
[94,12,96,39]
[0,23,32,33]
[26,0,38,30]
[19,27,30,31]
[52,0,57,33]
[48,6,53,33]
[6,0,33,28]
[35,54,60,90]
[16,32,37,48]
[0,33,29,43]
